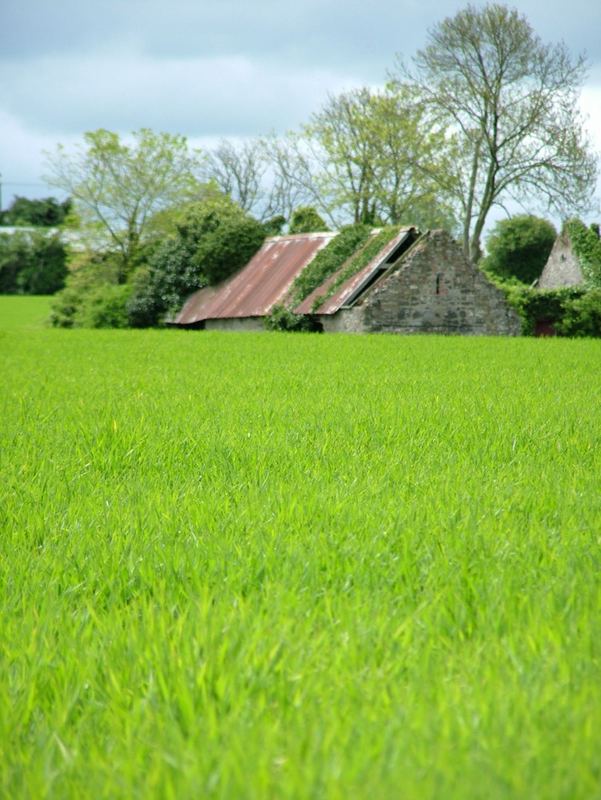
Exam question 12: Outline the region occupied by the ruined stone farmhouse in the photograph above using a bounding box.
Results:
[173,227,521,335]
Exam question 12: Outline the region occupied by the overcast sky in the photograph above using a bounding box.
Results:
[1,0,600,216]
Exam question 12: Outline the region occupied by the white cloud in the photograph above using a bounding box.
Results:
[0,110,82,202]
[0,48,360,138]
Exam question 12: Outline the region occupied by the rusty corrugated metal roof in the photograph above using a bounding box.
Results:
[294,227,416,315]
[174,232,337,325]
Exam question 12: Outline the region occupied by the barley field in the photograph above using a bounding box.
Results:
[1,297,600,799]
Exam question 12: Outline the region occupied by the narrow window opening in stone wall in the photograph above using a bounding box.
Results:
[436,273,443,295]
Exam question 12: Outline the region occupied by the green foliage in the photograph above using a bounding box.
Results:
[0,230,68,294]
[44,128,206,273]
[482,215,556,284]
[555,288,601,337]
[185,201,265,285]
[126,235,203,328]
[1,320,601,797]
[262,215,287,237]
[503,285,596,336]
[128,197,265,326]
[264,305,321,332]
[288,206,329,234]
[125,267,157,328]
[49,252,122,328]
[288,224,371,307]
[304,85,457,228]
[0,195,72,226]
[74,284,132,329]
[313,226,401,311]
[564,219,601,288]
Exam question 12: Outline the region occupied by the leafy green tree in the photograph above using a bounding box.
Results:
[44,128,205,279]
[482,215,556,284]
[127,196,265,327]
[302,85,457,229]
[0,231,68,294]
[0,196,72,227]
[288,207,329,234]
[394,3,598,260]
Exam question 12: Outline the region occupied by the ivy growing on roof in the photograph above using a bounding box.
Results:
[311,226,401,312]
[287,224,371,308]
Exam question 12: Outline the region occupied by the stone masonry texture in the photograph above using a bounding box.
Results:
[538,233,584,289]
[321,230,522,335]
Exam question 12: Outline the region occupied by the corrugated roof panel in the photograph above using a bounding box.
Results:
[174,232,336,325]
[295,227,416,316]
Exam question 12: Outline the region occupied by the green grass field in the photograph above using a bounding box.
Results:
[1,297,600,798]
[0,295,52,331]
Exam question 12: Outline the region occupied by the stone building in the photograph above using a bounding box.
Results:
[538,231,584,289]
[303,229,520,335]
[173,227,521,336]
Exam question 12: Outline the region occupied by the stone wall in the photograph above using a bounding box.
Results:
[204,316,265,332]
[319,307,364,333]
[538,233,584,289]
[321,230,521,336]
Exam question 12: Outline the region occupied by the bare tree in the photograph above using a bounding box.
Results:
[392,3,598,260]
[202,139,268,217]
[261,134,324,224]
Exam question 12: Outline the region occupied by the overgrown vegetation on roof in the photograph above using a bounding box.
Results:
[287,224,371,308]
[311,225,401,311]
[564,219,601,288]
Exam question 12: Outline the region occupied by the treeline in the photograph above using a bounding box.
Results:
[0,197,71,295]
[0,196,71,227]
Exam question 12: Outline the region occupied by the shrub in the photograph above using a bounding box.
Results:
[555,289,601,337]
[0,195,71,226]
[482,215,556,284]
[289,207,329,234]
[503,285,601,337]
[264,305,321,332]
[50,252,121,327]
[74,284,132,329]
[127,196,265,326]
[262,216,287,237]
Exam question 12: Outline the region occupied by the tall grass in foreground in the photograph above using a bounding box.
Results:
[1,307,600,798]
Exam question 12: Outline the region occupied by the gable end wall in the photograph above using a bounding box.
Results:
[538,233,584,289]
[334,230,521,335]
